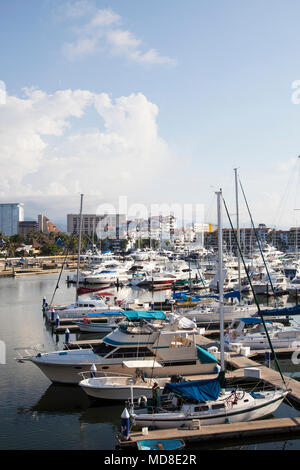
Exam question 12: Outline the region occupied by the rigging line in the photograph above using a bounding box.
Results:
[49,242,71,306]
[222,196,287,388]
[238,177,278,306]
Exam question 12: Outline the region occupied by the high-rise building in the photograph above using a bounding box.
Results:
[38,214,61,234]
[67,214,127,238]
[0,203,24,236]
[18,221,39,237]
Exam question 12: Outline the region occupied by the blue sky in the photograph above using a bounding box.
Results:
[1,0,300,229]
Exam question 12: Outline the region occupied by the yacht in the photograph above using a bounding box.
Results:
[17,312,220,384]
[225,317,300,350]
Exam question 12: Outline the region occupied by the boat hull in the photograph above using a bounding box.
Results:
[132,393,287,429]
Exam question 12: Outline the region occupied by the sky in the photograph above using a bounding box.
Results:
[1,0,300,230]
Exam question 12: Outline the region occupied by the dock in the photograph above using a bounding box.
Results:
[116,325,300,448]
[117,416,300,448]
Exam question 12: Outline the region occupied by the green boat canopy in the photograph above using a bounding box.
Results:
[123,310,167,321]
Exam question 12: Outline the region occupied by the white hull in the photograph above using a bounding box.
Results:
[29,357,218,384]
[79,376,167,401]
[74,322,118,333]
[132,393,286,429]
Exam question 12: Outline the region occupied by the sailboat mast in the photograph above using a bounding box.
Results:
[76,194,84,302]
[216,190,225,374]
[234,168,241,296]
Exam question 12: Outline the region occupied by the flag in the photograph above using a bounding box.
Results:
[0,239,5,245]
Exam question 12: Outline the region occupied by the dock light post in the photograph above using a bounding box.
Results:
[55,314,60,328]
[65,328,70,345]
[121,407,130,441]
[51,309,55,323]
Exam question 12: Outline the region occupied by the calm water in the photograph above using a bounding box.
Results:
[0,272,300,450]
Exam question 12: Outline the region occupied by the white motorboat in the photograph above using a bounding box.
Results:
[16,311,220,384]
[73,316,124,333]
[44,295,123,321]
[84,269,129,285]
[79,367,168,401]
[225,317,300,350]
[252,271,288,295]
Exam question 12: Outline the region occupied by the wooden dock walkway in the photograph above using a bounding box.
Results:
[117,416,300,448]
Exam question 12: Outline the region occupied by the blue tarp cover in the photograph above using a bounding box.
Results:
[196,345,218,363]
[238,317,272,325]
[123,310,166,321]
[164,378,221,403]
[257,305,300,317]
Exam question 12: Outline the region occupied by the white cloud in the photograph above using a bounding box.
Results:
[62,37,98,60]
[61,6,177,66]
[0,88,170,206]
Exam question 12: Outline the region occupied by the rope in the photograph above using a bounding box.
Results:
[222,195,287,388]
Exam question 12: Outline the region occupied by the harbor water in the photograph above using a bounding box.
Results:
[0,272,300,450]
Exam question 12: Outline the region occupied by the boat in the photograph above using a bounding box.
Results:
[79,367,168,401]
[136,439,185,450]
[16,311,220,384]
[130,377,287,429]
[225,317,300,350]
[129,190,288,429]
[73,315,124,333]
[44,295,123,321]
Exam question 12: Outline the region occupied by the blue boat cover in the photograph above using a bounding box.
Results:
[86,312,123,317]
[238,317,272,325]
[123,310,166,321]
[164,378,221,403]
[196,345,218,363]
[256,305,300,317]
[172,290,240,302]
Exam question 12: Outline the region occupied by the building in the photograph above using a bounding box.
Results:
[18,221,39,237]
[0,203,24,236]
[67,214,127,239]
[38,214,61,234]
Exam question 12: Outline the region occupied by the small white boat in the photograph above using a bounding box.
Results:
[73,316,124,333]
[79,365,168,401]
[225,317,300,350]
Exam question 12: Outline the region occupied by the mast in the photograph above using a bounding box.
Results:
[234,168,241,297]
[75,194,84,302]
[216,190,225,379]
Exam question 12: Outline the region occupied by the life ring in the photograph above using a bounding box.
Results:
[138,395,148,407]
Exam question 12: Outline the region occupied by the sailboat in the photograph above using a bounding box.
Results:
[129,190,288,429]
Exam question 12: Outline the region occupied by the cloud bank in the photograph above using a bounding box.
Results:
[61,3,177,65]
[0,88,170,205]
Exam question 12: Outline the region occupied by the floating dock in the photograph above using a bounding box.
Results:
[117,416,300,448]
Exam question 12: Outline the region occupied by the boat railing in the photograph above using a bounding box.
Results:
[14,345,45,361]
[78,370,136,380]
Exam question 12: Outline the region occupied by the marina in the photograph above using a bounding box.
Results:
[1,243,300,451]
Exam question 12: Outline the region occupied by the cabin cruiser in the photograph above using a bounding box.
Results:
[287,272,300,297]
[251,271,288,295]
[181,297,257,324]
[225,317,300,350]
[44,295,123,321]
[17,312,220,384]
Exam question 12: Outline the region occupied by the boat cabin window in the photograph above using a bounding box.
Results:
[194,405,209,412]
[211,403,225,410]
